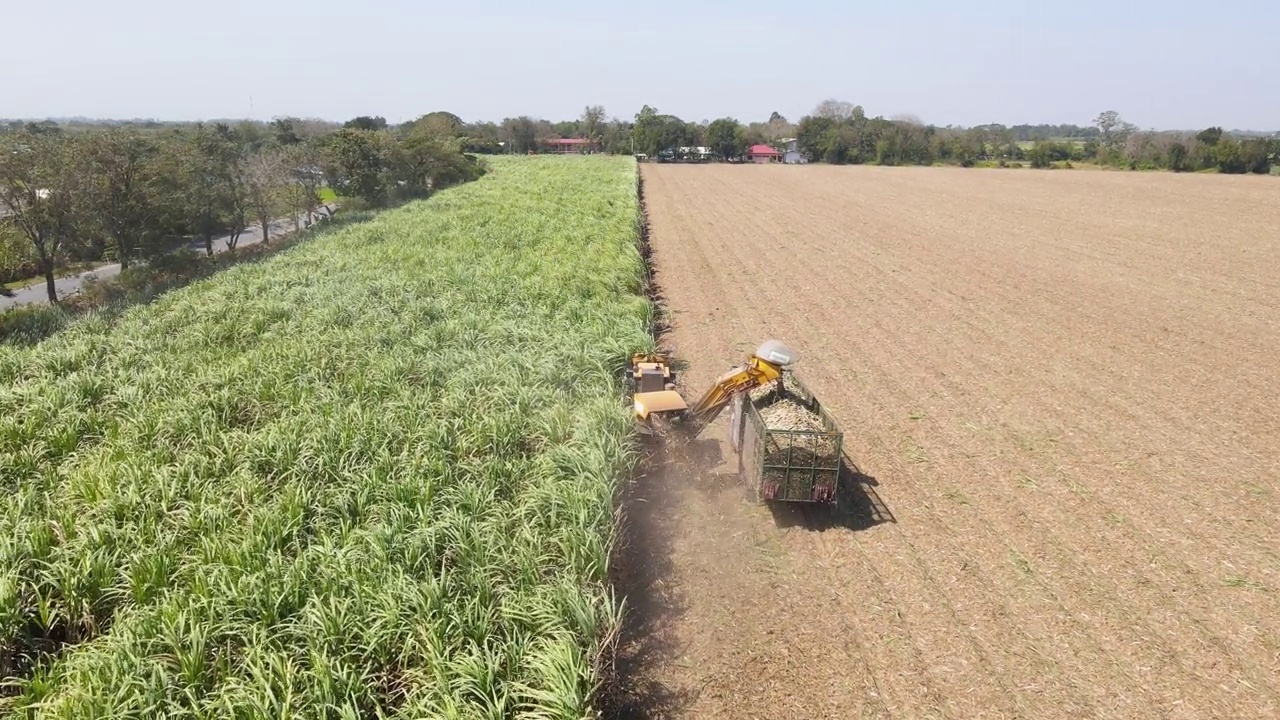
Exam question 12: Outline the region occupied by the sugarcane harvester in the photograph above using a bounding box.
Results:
[630,340,798,436]
[628,340,845,505]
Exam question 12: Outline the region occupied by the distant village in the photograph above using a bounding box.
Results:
[539,137,807,164]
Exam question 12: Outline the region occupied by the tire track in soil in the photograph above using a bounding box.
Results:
[633,167,1016,720]
[663,171,961,718]
[620,164,1280,720]
[614,168,899,720]
[672,169,1009,720]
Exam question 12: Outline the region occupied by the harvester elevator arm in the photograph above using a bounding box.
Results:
[684,355,785,433]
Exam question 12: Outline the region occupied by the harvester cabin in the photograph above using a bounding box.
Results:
[746,144,782,163]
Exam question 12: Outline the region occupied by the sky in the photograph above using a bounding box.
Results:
[4,0,1278,130]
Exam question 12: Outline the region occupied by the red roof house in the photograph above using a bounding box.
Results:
[542,137,599,154]
[746,144,782,163]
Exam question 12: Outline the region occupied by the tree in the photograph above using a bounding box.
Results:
[271,118,302,146]
[500,117,539,154]
[1241,138,1273,174]
[0,132,88,303]
[631,106,665,157]
[581,105,606,144]
[1027,141,1053,168]
[344,116,388,132]
[795,115,836,162]
[632,106,692,158]
[399,127,482,196]
[241,150,287,244]
[280,143,324,229]
[705,118,747,161]
[813,99,863,122]
[182,124,241,256]
[684,121,706,150]
[600,118,633,155]
[236,121,268,154]
[222,159,251,252]
[1094,110,1136,151]
[23,121,62,136]
[82,129,184,269]
[552,120,579,139]
[759,111,795,142]
[1166,142,1190,172]
[459,121,502,154]
[1196,127,1223,146]
[321,128,396,205]
[409,112,464,139]
[1212,140,1247,174]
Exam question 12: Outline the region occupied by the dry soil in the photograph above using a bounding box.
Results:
[613,164,1280,720]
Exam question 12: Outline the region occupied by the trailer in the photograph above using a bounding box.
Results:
[626,341,845,504]
[730,371,844,504]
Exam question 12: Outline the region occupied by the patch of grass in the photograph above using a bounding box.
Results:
[0,156,650,716]
[1010,550,1035,578]
[1066,480,1093,497]
[0,303,72,345]
[900,436,930,466]
[942,489,970,506]
[317,186,338,204]
[1223,576,1269,593]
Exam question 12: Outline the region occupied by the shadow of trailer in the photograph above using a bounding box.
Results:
[730,371,844,505]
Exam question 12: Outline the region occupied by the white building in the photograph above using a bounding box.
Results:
[780,138,806,164]
[678,146,715,161]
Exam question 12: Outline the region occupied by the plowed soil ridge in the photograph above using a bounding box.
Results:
[615,164,1280,720]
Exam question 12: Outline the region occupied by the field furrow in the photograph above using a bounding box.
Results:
[627,163,1280,720]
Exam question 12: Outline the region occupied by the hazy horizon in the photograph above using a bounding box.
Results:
[5,0,1278,132]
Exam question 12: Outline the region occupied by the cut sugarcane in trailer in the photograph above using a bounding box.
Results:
[628,340,845,504]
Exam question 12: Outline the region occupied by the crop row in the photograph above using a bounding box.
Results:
[0,156,650,718]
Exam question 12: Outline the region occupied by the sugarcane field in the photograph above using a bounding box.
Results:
[3,73,1280,718]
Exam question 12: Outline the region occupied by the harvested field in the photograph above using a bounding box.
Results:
[618,164,1280,719]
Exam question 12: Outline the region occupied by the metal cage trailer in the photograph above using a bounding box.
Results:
[731,372,844,504]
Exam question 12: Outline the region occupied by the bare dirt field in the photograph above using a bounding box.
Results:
[614,164,1280,720]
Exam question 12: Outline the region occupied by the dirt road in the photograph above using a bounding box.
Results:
[615,164,1280,720]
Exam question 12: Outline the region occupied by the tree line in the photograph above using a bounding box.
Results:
[457,101,1277,173]
[4,103,1275,304]
[0,114,484,303]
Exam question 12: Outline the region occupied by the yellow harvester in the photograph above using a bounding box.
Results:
[629,340,799,436]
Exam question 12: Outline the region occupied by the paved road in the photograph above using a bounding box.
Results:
[1,207,334,311]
